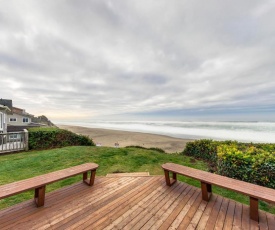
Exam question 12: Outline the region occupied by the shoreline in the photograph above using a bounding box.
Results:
[57,124,194,153]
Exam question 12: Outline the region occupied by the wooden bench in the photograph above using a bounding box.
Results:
[162,162,275,221]
[0,163,98,207]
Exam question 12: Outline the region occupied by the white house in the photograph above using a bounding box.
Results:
[7,107,32,126]
[0,104,11,133]
[0,99,33,132]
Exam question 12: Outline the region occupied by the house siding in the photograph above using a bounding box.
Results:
[7,113,32,126]
[0,111,7,133]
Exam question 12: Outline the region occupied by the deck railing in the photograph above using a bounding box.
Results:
[0,129,29,154]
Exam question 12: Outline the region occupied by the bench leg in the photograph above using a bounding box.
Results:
[201,182,212,201]
[250,197,259,221]
[83,170,96,186]
[83,171,88,182]
[164,170,177,186]
[34,186,46,207]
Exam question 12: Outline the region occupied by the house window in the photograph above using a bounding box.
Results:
[9,134,20,140]
[9,118,17,122]
[23,117,29,123]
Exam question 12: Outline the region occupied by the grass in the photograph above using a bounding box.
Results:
[0,146,274,214]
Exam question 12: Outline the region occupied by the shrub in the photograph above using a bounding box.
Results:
[182,139,275,188]
[28,127,95,150]
[126,146,166,153]
[217,144,275,188]
[147,147,166,153]
[182,139,218,162]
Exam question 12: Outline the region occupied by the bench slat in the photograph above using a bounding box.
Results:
[0,163,98,199]
[162,163,275,204]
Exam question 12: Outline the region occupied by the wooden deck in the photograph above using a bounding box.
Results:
[0,176,274,229]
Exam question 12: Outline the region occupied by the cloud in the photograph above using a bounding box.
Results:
[0,0,275,121]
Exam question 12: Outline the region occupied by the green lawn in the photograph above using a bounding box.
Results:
[0,146,274,214]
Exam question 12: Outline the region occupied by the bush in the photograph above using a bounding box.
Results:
[28,127,95,150]
[126,145,166,153]
[217,145,275,188]
[182,139,219,162]
[182,139,260,163]
[182,139,275,188]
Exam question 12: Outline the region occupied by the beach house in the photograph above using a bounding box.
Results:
[0,99,13,133]
[0,99,35,132]
[8,107,33,126]
[0,99,31,153]
[0,104,11,133]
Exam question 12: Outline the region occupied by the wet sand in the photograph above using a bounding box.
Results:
[58,125,194,153]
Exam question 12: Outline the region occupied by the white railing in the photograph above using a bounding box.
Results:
[0,129,29,154]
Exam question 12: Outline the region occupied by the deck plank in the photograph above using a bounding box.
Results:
[177,190,204,229]
[130,182,187,229]
[0,175,274,230]
[185,199,208,230]
[266,212,275,230]
[140,184,189,230]
[168,189,201,229]
[259,211,268,230]
[196,194,218,230]
[204,196,223,230]
[111,179,176,230]
[158,187,196,230]
[149,185,193,230]
[0,177,113,224]
[106,172,150,177]
[232,202,242,230]
[241,205,250,230]
[214,198,229,229]
[75,177,162,229]
[0,177,114,228]
[122,180,183,229]
[4,177,137,229]
[103,179,172,230]
[93,178,164,230]
[223,199,236,230]
[50,177,143,229]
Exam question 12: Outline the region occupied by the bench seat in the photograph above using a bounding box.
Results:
[162,162,275,221]
[0,163,98,207]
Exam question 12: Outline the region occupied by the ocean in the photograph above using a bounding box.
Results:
[57,120,275,143]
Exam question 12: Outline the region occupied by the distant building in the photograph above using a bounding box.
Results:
[0,98,52,132]
[0,99,36,132]
[8,107,33,126]
[0,99,13,133]
[0,104,11,133]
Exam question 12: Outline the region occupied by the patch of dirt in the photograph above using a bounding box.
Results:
[112,170,125,173]
[190,158,197,163]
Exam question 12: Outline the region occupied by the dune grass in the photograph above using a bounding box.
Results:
[0,146,274,214]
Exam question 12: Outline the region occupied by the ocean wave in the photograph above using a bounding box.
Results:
[57,120,275,143]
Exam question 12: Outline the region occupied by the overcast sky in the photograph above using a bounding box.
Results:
[1,0,275,121]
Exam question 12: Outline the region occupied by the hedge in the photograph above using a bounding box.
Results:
[182,139,275,188]
[28,127,95,150]
[217,145,275,188]
[182,139,219,162]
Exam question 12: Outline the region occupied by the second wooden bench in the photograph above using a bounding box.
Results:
[0,163,99,207]
[162,162,275,221]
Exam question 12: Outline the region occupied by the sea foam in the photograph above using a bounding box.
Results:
[57,120,275,143]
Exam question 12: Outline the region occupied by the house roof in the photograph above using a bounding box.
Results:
[11,112,33,118]
[0,99,33,117]
[0,99,12,109]
[11,107,34,117]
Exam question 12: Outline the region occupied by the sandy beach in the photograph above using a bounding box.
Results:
[58,125,194,153]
